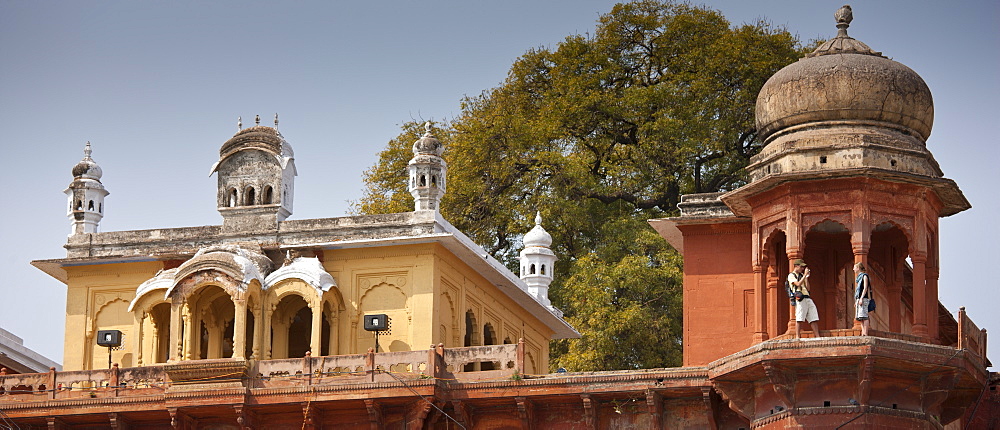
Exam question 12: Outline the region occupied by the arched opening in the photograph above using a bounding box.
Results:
[431,175,437,187]
[262,186,274,204]
[764,230,789,337]
[271,295,311,359]
[481,323,499,370]
[803,220,853,331]
[227,189,238,207]
[88,200,95,210]
[76,200,83,210]
[244,187,256,206]
[150,302,172,363]
[188,285,236,360]
[99,203,103,213]
[244,307,255,359]
[419,175,427,187]
[540,264,546,275]
[463,310,479,371]
[530,264,536,275]
[869,222,911,334]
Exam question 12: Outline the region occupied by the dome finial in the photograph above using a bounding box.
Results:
[83,141,92,160]
[424,121,432,135]
[274,113,279,130]
[535,211,542,226]
[255,114,260,126]
[238,116,242,130]
[835,5,853,37]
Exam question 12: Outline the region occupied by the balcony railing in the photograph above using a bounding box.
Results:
[0,340,526,402]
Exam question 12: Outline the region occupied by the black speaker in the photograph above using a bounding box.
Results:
[364,314,390,332]
[97,330,123,347]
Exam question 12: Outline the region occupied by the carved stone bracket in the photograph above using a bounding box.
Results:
[516,396,534,429]
[168,408,196,430]
[921,369,959,414]
[857,356,875,406]
[108,412,130,430]
[365,399,383,430]
[763,362,795,409]
[302,401,320,430]
[407,398,434,430]
[581,394,596,429]
[700,387,720,430]
[234,405,256,430]
[46,417,68,430]
[713,381,755,420]
[451,400,472,428]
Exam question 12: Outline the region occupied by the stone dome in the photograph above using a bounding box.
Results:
[220,125,284,157]
[71,142,103,180]
[412,122,443,156]
[755,5,933,142]
[523,212,552,248]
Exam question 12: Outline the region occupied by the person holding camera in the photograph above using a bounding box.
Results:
[788,259,821,339]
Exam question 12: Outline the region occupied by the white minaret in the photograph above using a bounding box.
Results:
[519,212,556,307]
[65,142,109,235]
[407,122,446,211]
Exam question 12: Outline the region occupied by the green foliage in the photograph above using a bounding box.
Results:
[353,0,805,371]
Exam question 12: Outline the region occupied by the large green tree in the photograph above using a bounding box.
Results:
[353,0,805,371]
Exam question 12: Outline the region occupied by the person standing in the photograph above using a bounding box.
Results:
[854,262,872,336]
[788,259,821,338]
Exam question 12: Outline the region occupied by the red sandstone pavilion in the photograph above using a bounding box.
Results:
[1,6,997,430]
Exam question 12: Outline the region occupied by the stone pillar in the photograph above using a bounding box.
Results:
[251,306,261,360]
[232,299,247,359]
[137,312,147,366]
[184,305,197,361]
[911,254,928,339]
[170,301,183,362]
[310,301,323,356]
[752,262,768,343]
[927,266,940,342]
[785,252,802,335]
[263,304,276,360]
[327,311,338,356]
[850,208,870,332]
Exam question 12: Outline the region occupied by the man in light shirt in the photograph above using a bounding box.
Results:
[788,259,820,338]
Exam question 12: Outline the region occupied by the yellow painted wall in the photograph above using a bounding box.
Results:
[62,243,554,372]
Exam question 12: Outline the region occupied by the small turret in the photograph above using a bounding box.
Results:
[407,122,446,211]
[65,142,109,235]
[519,212,556,307]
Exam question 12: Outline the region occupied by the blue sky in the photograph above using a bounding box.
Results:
[1,1,997,368]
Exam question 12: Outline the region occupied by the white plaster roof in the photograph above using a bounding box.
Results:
[264,256,336,292]
[128,268,177,312]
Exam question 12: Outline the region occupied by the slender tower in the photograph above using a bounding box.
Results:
[65,142,108,235]
[407,122,446,211]
[519,212,556,307]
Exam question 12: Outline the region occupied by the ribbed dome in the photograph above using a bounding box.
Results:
[523,212,552,248]
[413,122,443,156]
[755,5,933,142]
[71,142,103,180]
[220,125,284,157]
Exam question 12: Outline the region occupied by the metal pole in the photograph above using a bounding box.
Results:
[108,346,112,369]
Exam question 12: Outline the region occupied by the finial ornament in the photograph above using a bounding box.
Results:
[83,141,92,159]
[274,113,279,130]
[424,121,432,135]
[238,116,243,130]
[835,5,853,37]
[255,114,260,126]
[535,211,542,226]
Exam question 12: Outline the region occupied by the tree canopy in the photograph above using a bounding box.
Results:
[353,0,806,371]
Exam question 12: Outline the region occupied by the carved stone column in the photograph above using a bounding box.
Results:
[310,300,323,356]
[911,254,928,339]
[263,304,276,360]
[752,262,768,343]
[232,299,247,359]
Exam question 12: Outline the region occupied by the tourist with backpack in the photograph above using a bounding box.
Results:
[854,262,874,336]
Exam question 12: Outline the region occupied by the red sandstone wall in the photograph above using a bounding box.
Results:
[679,223,754,366]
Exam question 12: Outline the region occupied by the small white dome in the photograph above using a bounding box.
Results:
[523,212,552,248]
